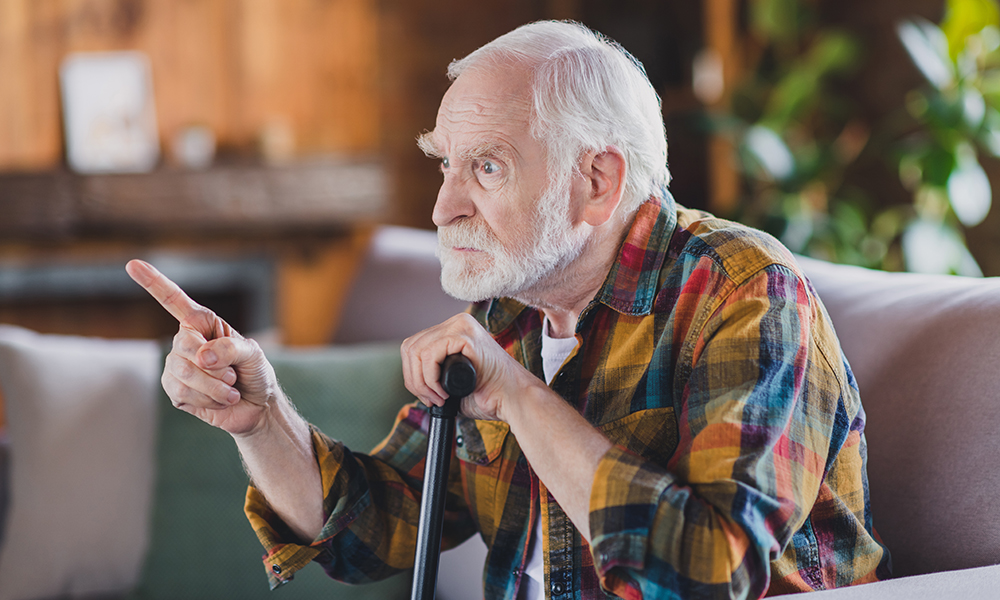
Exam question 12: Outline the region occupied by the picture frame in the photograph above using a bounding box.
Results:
[59,51,160,174]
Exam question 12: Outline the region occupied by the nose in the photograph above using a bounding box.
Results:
[432,173,476,227]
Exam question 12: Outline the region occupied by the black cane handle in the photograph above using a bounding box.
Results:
[433,354,476,418]
[411,354,477,600]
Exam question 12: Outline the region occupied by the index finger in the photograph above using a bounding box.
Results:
[126,259,204,323]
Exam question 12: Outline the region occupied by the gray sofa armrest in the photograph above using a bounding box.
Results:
[771,564,1000,599]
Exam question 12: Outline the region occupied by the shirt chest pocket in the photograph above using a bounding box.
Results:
[454,417,509,466]
[598,407,679,467]
[453,417,510,539]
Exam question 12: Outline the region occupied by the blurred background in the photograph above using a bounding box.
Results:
[1,0,999,349]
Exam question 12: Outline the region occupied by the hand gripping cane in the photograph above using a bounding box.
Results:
[411,354,477,600]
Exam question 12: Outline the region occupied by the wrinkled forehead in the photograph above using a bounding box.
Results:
[429,64,535,151]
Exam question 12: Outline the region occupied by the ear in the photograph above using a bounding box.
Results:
[577,146,626,227]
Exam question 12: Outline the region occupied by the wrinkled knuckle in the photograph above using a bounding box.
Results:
[194,306,215,321]
[175,359,197,380]
[161,378,184,407]
[174,383,197,404]
[208,335,231,354]
[245,337,263,356]
[179,338,199,357]
[210,383,229,403]
[174,331,200,355]
[454,313,477,328]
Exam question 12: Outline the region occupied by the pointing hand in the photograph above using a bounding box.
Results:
[126,259,279,435]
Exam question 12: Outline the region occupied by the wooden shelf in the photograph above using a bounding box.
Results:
[0,157,389,240]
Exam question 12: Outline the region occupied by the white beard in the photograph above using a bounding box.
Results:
[436,179,589,303]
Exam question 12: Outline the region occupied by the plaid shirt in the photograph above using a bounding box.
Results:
[246,194,891,598]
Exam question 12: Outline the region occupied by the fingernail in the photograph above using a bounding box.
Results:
[201,350,218,367]
[228,388,241,404]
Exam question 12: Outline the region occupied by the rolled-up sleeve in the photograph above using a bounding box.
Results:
[245,403,475,589]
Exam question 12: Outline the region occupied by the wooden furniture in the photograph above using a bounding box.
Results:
[0,159,387,346]
[0,0,388,345]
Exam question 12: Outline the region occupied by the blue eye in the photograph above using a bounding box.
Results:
[482,160,498,174]
[442,157,450,169]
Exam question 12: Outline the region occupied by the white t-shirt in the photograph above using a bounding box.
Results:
[518,319,578,600]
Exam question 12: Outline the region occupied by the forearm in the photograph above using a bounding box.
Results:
[502,382,613,542]
[234,394,325,542]
[501,374,771,598]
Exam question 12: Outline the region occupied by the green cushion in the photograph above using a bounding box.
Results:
[133,341,413,599]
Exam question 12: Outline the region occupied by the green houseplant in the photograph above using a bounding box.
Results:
[722,0,999,275]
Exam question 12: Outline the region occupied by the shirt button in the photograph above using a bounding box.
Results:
[552,582,564,595]
[455,434,464,447]
[271,564,282,575]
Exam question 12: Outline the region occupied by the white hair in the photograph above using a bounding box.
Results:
[447,20,671,217]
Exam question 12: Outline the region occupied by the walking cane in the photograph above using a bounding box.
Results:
[411,353,477,600]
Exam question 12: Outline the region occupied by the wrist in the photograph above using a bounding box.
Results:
[497,375,556,431]
[233,389,306,444]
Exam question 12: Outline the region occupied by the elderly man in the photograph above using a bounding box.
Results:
[128,20,890,600]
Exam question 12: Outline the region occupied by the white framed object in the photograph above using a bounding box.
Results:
[59,51,160,174]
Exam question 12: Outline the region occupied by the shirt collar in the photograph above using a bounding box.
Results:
[594,192,676,316]
[486,192,678,334]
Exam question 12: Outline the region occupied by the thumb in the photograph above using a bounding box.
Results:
[196,335,275,407]
[196,335,265,371]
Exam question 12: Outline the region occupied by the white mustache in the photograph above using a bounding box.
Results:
[438,220,502,254]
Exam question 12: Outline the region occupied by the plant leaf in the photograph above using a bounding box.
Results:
[898,19,956,90]
[808,31,862,74]
[750,0,800,43]
[744,125,796,181]
[923,145,957,187]
[764,69,819,126]
[902,218,984,275]
[979,108,1000,155]
[947,143,992,225]
[962,86,987,128]
[942,0,1000,59]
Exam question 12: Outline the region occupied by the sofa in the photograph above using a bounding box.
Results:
[0,225,998,599]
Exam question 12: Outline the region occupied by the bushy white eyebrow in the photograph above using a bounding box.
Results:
[416,131,512,164]
[416,131,442,158]
[459,141,511,163]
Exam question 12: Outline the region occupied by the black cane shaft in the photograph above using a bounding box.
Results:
[411,415,455,600]
[411,354,476,600]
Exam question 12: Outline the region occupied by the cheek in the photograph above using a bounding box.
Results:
[476,175,548,248]
[475,193,519,238]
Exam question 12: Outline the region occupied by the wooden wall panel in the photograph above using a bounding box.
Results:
[140,0,232,146]
[0,0,380,172]
[0,1,66,170]
[703,0,740,216]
